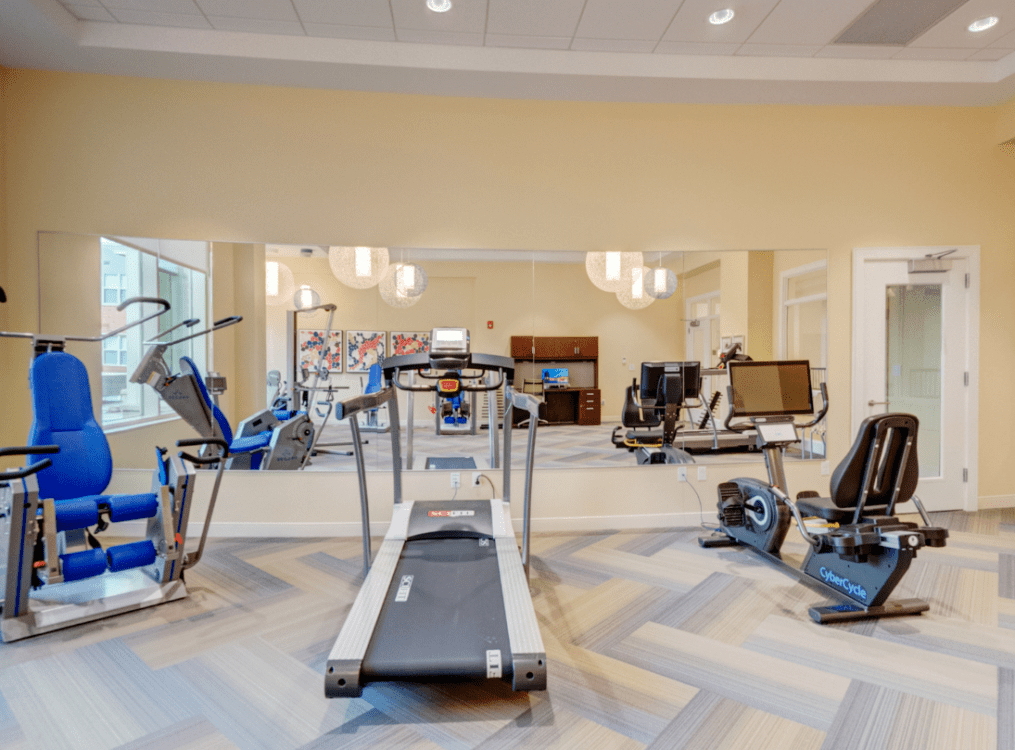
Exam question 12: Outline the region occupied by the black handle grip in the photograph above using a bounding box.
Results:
[213,316,243,328]
[178,452,225,466]
[176,437,229,455]
[0,445,60,458]
[117,296,170,313]
[0,458,53,481]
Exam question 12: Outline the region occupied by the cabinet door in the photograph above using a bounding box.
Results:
[510,336,535,359]
[574,337,598,357]
[533,337,567,359]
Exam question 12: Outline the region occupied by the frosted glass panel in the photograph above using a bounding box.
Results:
[886,284,941,477]
[786,298,826,367]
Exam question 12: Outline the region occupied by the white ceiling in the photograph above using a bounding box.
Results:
[4,0,1015,105]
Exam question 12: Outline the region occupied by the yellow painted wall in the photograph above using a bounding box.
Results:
[3,69,1015,503]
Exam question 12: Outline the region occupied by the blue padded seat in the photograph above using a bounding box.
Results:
[273,409,306,421]
[29,352,113,499]
[230,433,273,453]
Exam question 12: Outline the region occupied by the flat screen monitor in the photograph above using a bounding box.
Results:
[728,360,814,417]
[640,361,701,402]
[542,367,569,387]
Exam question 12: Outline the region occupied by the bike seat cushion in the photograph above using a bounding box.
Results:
[796,495,890,523]
[28,351,113,499]
[230,432,273,454]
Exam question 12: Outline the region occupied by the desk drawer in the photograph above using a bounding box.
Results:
[577,389,601,426]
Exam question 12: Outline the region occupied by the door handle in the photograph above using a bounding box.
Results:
[868,400,890,407]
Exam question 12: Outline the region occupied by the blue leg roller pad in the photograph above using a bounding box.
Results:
[60,548,108,582]
[106,540,157,572]
[54,498,100,532]
[104,493,159,523]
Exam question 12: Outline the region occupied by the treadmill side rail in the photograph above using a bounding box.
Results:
[325,535,407,698]
[495,504,547,691]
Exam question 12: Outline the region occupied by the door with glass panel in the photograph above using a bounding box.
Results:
[854,249,976,512]
[686,292,720,425]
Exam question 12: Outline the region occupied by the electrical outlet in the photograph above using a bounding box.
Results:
[628,364,635,371]
[820,461,830,476]
[697,466,707,481]
[451,472,461,488]
[472,472,482,486]
[677,467,687,481]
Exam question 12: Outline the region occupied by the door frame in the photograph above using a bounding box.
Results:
[851,246,980,511]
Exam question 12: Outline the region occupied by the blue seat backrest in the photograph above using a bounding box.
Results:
[365,363,383,395]
[180,356,233,444]
[28,351,112,499]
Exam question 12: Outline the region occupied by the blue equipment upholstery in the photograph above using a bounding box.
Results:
[26,349,162,584]
[179,355,284,468]
[180,356,234,443]
[28,352,113,499]
[365,364,383,395]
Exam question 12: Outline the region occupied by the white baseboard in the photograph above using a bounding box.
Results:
[977,494,1015,510]
[111,512,712,540]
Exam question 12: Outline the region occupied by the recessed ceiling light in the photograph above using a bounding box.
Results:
[708,9,735,25]
[427,0,452,12]
[968,16,999,32]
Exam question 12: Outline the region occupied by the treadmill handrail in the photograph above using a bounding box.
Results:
[333,387,397,420]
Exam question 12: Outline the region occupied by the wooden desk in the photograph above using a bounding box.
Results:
[510,335,601,425]
[522,387,601,426]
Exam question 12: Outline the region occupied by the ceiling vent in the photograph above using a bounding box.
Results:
[834,0,971,46]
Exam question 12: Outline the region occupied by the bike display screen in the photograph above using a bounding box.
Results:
[728,360,814,417]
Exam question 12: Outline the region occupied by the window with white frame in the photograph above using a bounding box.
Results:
[99,238,208,427]
[781,261,827,369]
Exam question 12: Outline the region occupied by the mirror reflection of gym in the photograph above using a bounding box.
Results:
[35,232,828,473]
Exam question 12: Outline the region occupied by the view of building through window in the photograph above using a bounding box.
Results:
[100,238,207,425]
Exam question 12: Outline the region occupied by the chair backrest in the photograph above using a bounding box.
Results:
[365,363,384,395]
[28,351,112,499]
[622,383,661,429]
[180,356,233,443]
[829,413,919,515]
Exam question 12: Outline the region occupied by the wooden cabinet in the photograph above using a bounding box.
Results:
[510,336,598,361]
[508,336,601,426]
[577,389,601,425]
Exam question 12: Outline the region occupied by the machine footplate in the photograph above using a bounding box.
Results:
[698,532,739,548]
[809,597,930,624]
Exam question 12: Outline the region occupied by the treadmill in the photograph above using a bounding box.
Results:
[324,328,547,698]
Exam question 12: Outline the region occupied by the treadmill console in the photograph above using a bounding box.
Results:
[429,328,471,368]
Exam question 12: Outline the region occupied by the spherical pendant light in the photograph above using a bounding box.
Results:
[645,267,678,300]
[328,246,389,289]
[616,266,655,310]
[380,262,427,308]
[265,260,295,307]
[585,251,643,292]
[293,285,321,310]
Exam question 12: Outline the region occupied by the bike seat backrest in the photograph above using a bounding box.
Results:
[180,356,233,444]
[657,373,685,407]
[829,413,919,511]
[28,351,113,499]
[364,363,383,395]
[622,384,661,429]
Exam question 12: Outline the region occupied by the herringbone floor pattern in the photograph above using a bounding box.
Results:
[1,509,1012,749]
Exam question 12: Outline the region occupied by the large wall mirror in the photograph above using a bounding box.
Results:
[35,232,827,472]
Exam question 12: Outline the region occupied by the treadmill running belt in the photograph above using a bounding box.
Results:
[361,538,512,681]
[425,456,478,470]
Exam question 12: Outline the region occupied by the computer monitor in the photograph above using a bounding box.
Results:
[728,360,814,417]
[639,362,701,402]
[541,367,569,387]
